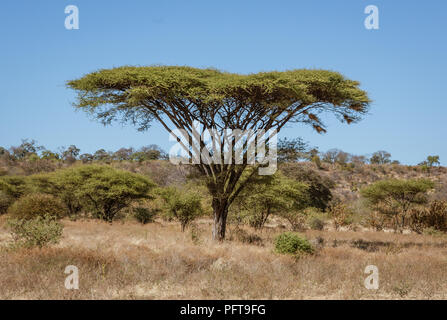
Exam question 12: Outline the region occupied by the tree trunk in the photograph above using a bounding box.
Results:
[212,198,229,241]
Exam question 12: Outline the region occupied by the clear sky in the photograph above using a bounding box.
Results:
[0,0,446,164]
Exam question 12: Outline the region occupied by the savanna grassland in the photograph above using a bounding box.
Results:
[0,216,446,300]
[1,145,447,300]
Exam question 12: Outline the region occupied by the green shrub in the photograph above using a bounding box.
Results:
[161,187,204,231]
[133,207,157,224]
[32,165,156,222]
[7,215,63,248]
[361,178,435,232]
[0,190,14,214]
[0,176,30,199]
[274,232,313,255]
[7,193,66,220]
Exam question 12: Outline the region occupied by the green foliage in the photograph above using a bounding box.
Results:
[274,232,313,255]
[232,172,311,230]
[277,137,311,162]
[72,165,155,222]
[31,171,83,217]
[419,155,440,174]
[41,150,60,160]
[311,155,322,169]
[68,66,370,241]
[0,176,30,199]
[7,215,63,248]
[280,164,334,211]
[370,151,392,165]
[0,190,14,214]
[161,187,204,231]
[360,178,435,231]
[32,165,155,222]
[360,179,434,208]
[68,67,370,133]
[9,139,43,160]
[133,207,157,224]
[7,193,66,220]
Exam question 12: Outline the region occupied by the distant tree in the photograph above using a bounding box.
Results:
[41,150,60,160]
[350,155,367,165]
[0,147,8,156]
[322,149,340,164]
[93,149,111,161]
[370,150,392,165]
[335,150,351,165]
[68,66,370,240]
[427,155,440,167]
[10,139,43,160]
[277,137,310,163]
[132,145,167,162]
[360,178,434,232]
[419,155,440,175]
[61,145,80,163]
[80,153,94,163]
[113,147,134,161]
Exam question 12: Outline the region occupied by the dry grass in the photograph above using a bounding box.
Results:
[0,217,446,300]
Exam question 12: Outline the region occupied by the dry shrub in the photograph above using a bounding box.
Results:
[328,202,352,230]
[7,193,66,220]
[229,227,263,246]
[410,200,447,233]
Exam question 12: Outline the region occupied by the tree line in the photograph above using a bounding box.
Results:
[0,139,168,163]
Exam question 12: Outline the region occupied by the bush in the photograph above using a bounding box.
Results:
[280,211,307,231]
[7,215,63,248]
[361,178,435,232]
[161,187,204,231]
[410,200,447,233]
[32,165,156,222]
[0,190,14,214]
[233,172,311,230]
[0,176,30,200]
[304,207,326,230]
[133,207,157,224]
[274,232,313,255]
[230,227,263,246]
[7,193,66,220]
[328,202,352,230]
[280,164,334,211]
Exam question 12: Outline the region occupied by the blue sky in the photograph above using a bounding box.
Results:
[0,0,446,164]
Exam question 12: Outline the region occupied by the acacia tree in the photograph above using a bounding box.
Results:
[67,66,370,240]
